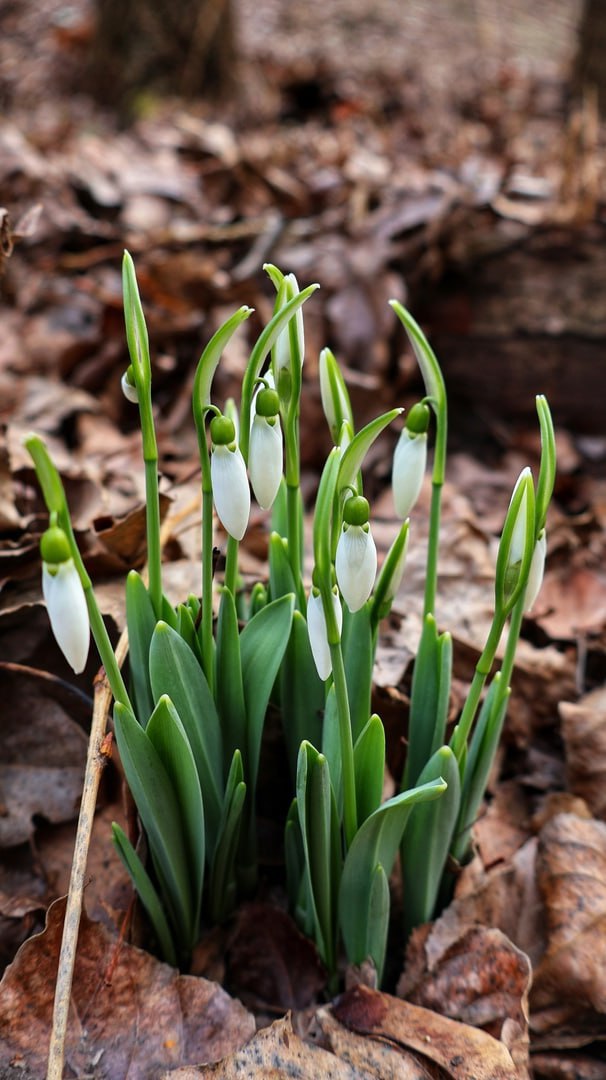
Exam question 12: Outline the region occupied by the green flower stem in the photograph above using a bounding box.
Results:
[497,594,526,702]
[86,590,132,710]
[451,614,505,761]
[201,487,215,692]
[327,638,357,849]
[224,535,239,598]
[424,475,443,618]
[143,456,162,619]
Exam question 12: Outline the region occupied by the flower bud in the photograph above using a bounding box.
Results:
[210,415,250,540]
[249,414,283,510]
[121,366,138,403]
[42,554,90,674]
[336,519,377,612]
[319,347,353,443]
[524,529,547,613]
[392,428,427,519]
[307,588,342,681]
[274,273,305,375]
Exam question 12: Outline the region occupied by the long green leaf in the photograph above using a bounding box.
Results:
[149,622,223,851]
[337,409,402,495]
[209,750,246,922]
[125,570,157,725]
[296,742,340,973]
[401,746,461,940]
[215,588,246,771]
[402,614,452,790]
[113,703,193,948]
[342,602,374,743]
[146,695,205,933]
[280,610,324,774]
[354,715,385,826]
[268,532,297,603]
[112,823,177,966]
[339,776,446,980]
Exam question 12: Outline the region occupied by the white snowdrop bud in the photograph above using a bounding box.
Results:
[249,388,283,510]
[121,367,139,403]
[210,415,250,541]
[274,273,305,374]
[335,496,377,612]
[41,550,90,674]
[524,529,547,613]
[307,588,343,682]
[392,429,427,519]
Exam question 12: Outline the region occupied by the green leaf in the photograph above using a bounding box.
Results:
[339,776,446,981]
[337,409,402,496]
[535,395,556,534]
[209,750,247,922]
[177,602,204,666]
[215,588,247,772]
[402,614,452,790]
[389,302,446,416]
[268,532,297,603]
[240,593,295,792]
[112,823,177,966]
[280,610,324,774]
[296,742,340,972]
[125,571,157,725]
[149,622,223,852]
[146,695,205,933]
[342,602,374,743]
[193,305,253,413]
[312,447,342,592]
[370,520,410,627]
[113,703,194,948]
[401,746,461,940]
[354,715,385,826]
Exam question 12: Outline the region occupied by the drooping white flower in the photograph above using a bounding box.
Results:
[335,502,377,613]
[211,443,250,541]
[42,559,90,674]
[524,529,547,612]
[392,429,427,519]
[307,588,343,681]
[249,415,283,509]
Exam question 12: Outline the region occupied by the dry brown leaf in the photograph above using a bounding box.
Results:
[331,985,524,1079]
[531,812,606,1023]
[0,898,255,1078]
[399,926,531,1072]
[171,1013,360,1078]
[536,565,606,639]
[531,1051,606,1079]
[560,688,606,821]
[0,667,88,848]
[313,1004,436,1078]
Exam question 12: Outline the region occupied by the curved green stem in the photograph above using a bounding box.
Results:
[328,640,357,849]
[451,614,505,760]
[143,456,162,619]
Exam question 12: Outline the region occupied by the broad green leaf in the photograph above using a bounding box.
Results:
[113,703,193,948]
[268,532,297,603]
[339,776,445,978]
[215,588,246,771]
[112,823,177,966]
[401,746,461,940]
[280,610,324,774]
[354,715,385,826]
[146,695,204,932]
[321,686,342,811]
[149,622,223,850]
[125,570,156,725]
[240,593,295,791]
[402,614,452,790]
[193,305,253,412]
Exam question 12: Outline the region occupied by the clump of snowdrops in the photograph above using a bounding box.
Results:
[27,253,555,987]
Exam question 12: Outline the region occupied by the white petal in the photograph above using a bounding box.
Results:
[307,590,342,681]
[42,560,90,674]
[392,431,427,519]
[508,468,532,567]
[211,445,250,541]
[121,373,138,403]
[335,525,377,612]
[249,416,283,509]
[524,530,546,612]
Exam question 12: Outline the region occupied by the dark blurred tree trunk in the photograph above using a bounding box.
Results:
[87,0,236,117]
[575,0,606,112]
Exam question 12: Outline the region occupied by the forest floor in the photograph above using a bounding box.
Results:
[1,0,606,1077]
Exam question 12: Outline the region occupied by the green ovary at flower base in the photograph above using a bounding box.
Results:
[26,253,556,987]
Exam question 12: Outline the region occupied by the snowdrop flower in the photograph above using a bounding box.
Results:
[274,273,305,388]
[497,466,535,611]
[210,414,250,541]
[319,347,353,444]
[121,366,138,403]
[307,588,343,681]
[249,387,283,510]
[392,404,430,519]
[524,529,547,613]
[40,525,90,674]
[335,496,377,612]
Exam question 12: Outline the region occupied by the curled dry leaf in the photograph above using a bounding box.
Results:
[531,812,606,1026]
[560,687,606,821]
[0,898,255,1078]
[398,926,531,1074]
[314,1003,436,1078]
[331,985,523,1080]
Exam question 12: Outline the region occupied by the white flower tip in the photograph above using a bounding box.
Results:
[524,531,547,613]
[121,372,139,403]
[307,590,342,681]
[211,444,250,541]
[42,560,90,674]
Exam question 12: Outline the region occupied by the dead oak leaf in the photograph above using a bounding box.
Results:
[560,687,606,821]
[532,812,606,1018]
[0,898,255,1078]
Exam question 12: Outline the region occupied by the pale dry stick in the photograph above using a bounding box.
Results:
[46,497,201,1080]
